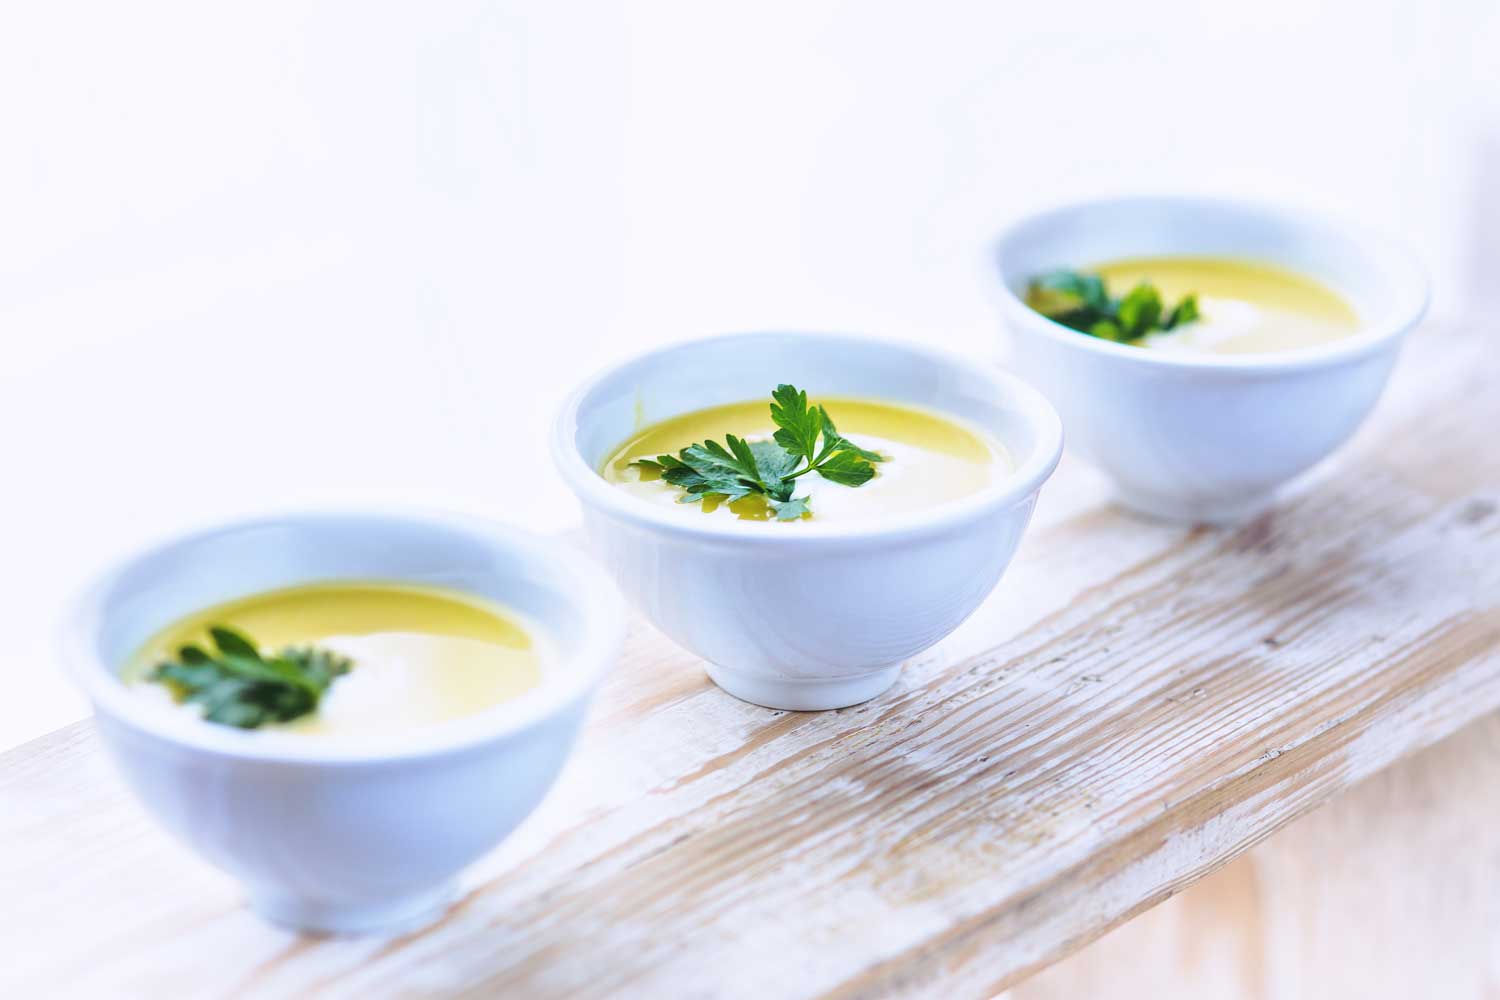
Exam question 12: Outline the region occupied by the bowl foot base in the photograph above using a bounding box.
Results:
[705,662,902,711]
[1111,487,1277,526]
[249,880,458,936]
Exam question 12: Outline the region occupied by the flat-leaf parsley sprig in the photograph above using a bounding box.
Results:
[150,625,352,729]
[632,384,885,521]
[1025,269,1200,344]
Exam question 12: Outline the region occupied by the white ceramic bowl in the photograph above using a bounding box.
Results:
[552,332,1063,711]
[62,510,624,935]
[992,196,1429,523]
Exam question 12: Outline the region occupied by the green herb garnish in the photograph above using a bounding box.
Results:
[150,625,352,729]
[1025,270,1200,344]
[632,384,885,521]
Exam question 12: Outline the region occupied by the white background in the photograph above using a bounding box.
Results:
[4,0,1497,749]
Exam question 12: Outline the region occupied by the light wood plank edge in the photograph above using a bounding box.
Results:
[833,614,1500,998]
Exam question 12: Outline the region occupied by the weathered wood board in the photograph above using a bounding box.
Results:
[1002,712,1500,1000]
[3,325,1497,998]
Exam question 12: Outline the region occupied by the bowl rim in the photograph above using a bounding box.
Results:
[990,193,1431,375]
[60,507,625,765]
[550,331,1064,548]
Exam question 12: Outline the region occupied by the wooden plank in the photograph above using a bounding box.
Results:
[3,325,1497,999]
[1002,713,1500,1000]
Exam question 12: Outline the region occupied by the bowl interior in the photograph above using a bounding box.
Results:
[80,513,609,702]
[570,333,1055,477]
[993,197,1426,332]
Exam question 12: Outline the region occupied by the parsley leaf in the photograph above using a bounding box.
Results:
[1162,293,1199,330]
[1116,282,1163,338]
[1025,269,1201,344]
[814,449,878,487]
[633,385,885,520]
[1026,270,1111,319]
[748,439,798,491]
[768,496,812,521]
[150,625,352,729]
[770,384,822,464]
[816,408,884,465]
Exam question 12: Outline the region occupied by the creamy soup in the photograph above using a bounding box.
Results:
[602,397,1007,522]
[1094,256,1359,355]
[125,582,546,736]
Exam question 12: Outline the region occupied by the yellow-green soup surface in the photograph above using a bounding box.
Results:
[602,397,1009,522]
[1094,256,1360,354]
[125,582,546,736]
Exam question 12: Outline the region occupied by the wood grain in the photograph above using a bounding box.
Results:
[3,325,1497,999]
[1003,712,1500,1000]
